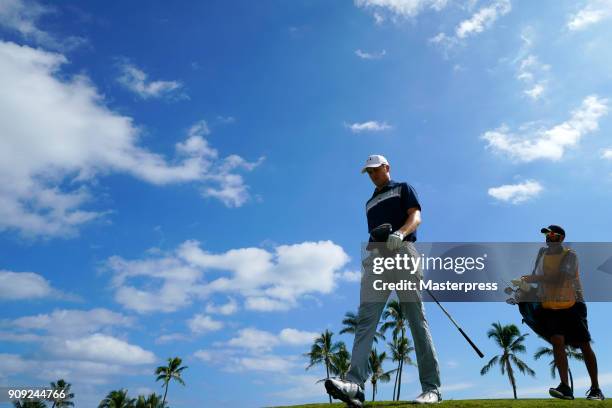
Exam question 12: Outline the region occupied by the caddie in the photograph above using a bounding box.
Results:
[520,225,604,401]
[325,155,441,406]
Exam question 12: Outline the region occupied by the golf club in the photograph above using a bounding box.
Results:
[368,223,485,358]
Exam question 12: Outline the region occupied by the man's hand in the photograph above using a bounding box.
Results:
[386,231,405,251]
[511,277,532,292]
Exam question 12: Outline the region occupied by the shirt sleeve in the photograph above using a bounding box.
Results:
[400,183,421,212]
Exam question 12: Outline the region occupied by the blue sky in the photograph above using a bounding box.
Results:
[1,0,612,406]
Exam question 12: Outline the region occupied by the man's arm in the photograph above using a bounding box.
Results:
[522,250,576,284]
[398,207,421,236]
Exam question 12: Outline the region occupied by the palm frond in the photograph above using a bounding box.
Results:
[480,355,499,375]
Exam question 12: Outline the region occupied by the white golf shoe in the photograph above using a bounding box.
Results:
[324,377,365,408]
[414,389,442,404]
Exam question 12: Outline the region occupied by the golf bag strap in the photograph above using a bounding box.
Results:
[531,247,546,275]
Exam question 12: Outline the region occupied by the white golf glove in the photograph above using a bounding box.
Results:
[511,278,531,292]
[386,231,405,251]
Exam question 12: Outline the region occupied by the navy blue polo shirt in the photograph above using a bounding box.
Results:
[366,180,421,242]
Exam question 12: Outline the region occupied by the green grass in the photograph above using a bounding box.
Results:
[270,399,610,408]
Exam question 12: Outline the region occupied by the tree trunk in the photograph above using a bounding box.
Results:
[162,381,169,407]
[372,382,376,401]
[393,364,399,401]
[326,361,332,404]
[506,360,517,400]
[569,367,574,393]
[397,359,404,401]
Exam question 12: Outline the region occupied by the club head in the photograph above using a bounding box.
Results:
[505,298,517,305]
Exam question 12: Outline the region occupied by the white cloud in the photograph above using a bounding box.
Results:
[0,41,262,237]
[336,270,362,283]
[0,353,34,374]
[488,180,542,204]
[108,255,202,313]
[194,349,214,362]
[567,0,612,31]
[355,49,387,59]
[278,328,319,346]
[0,270,57,300]
[49,333,156,365]
[196,349,300,373]
[0,0,85,50]
[345,121,392,133]
[516,55,550,101]
[2,308,153,388]
[216,115,236,124]
[187,314,224,334]
[196,326,313,375]
[205,298,239,315]
[602,148,612,159]
[187,120,211,137]
[155,333,188,344]
[0,352,147,388]
[107,240,349,314]
[430,0,511,53]
[245,296,291,311]
[233,355,296,372]
[456,0,511,39]
[482,95,609,162]
[0,332,42,342]
[354,0,448,19]
[193,348,238,365]
[117,61,184,100]
[524,83,544,100]
[202,155,266,207]
[197,348,299,373]
[227,327,319,352]
[228,328,280,352]
[11,308,134,336]
[180,240,349,309]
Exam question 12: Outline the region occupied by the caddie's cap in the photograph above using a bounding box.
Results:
[361,154,389,174]
[541,225,566,236]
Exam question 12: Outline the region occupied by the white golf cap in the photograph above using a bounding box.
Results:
[361,154,389,173]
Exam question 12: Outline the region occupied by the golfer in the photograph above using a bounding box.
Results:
[520,225,604,401]
[325,155,441,406]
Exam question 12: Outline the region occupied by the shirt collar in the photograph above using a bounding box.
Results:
[373,180,397,194]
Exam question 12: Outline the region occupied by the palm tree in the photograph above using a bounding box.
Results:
[48,379,74,408]
[13,401,47,408]
[380,300,407,341]
[135,393,165,408]
[534,346,584,391]
[98,389,135,408]
[388,335,415,401]
[380,299,411,401]
[368,348,395,402]
[329,342,351,380]
[305,329,342,403]
[155,357,188,408]
[340,311,385,343]
[135,396,147,408]
[480,322,535,399]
